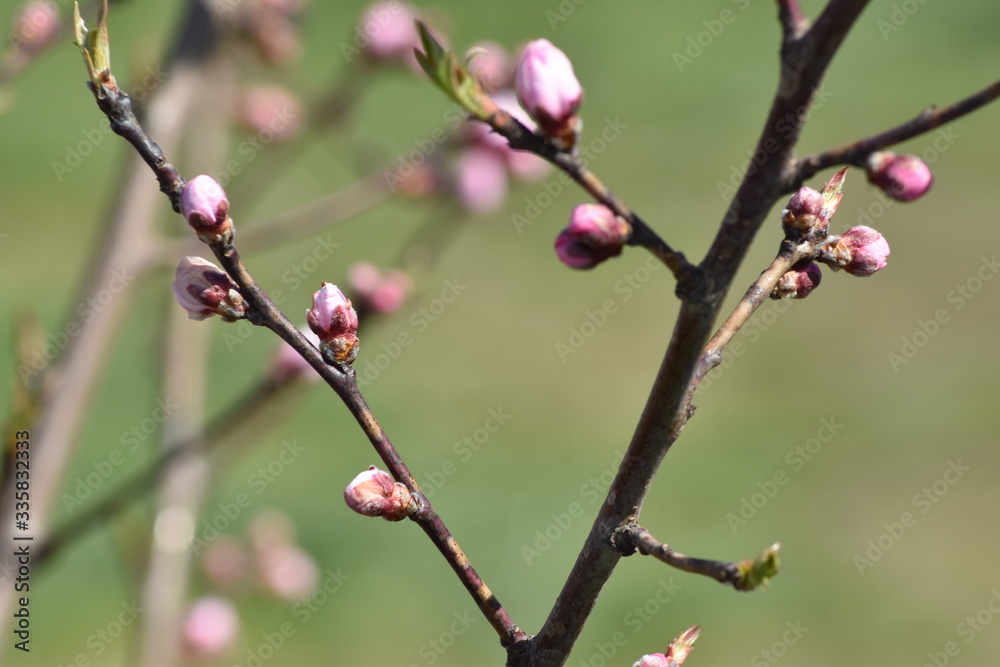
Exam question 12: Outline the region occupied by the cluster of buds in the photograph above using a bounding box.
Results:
[774,167,891,299]
[306,283,360,365]
[344,466,416,521]
[347,262,412,315]
[866,151,933,202]
[555,203,630,270]
[198,511,320,601]
[515,39,583,147]
[172,257,248,321]
[180,175,233,244]
[632,625,701,667]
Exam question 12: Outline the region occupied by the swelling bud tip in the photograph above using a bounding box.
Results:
[344,466,415,521]
[307,283,359,365]
[172,256,248,321]
[181,175,232,242]
[515,39,582,146]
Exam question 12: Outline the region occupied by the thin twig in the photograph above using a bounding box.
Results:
[620,525,742,588]
[74,18,526,644]
[694,242,811,387]
[482,104,694,283]
[796,78,1000,183]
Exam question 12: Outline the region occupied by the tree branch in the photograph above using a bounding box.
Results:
[617,525,780,592]
[796,78,1000,182]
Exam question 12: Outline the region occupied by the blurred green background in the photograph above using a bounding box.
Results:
[2,1,1000,665]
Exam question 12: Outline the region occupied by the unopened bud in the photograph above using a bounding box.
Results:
[866,152,933,202]
[181,597,239,662]
[467,41,514,91]
[347,263,412,315]
[515,39,582,146]
[11,1,59,53]
[454,146,509,214]
[554,203,629,270]
[360,1,419,64]
[344,466,415,521]
[234,85,302,141]
[181,175,232,242]
[817,226,890,277]
[632,625,700,667]
[306,283,359,364]
[172,257,248,321]
[254,542,320,602]
[772,262,822,299]
[781,186,824,235]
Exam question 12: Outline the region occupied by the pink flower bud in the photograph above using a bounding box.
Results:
[773,262,822,299]
[181,175,232,240]
[344,466,415,521]
[270,326,323,384]
[866,152,933,202]
[200,536,250,590]
[234,85,303,141]
[781,187,824,234]
[172,257,248,321]
[11,1,59,53]
[554,204,630,270]
[254,542,320,601]
[360,1,419,63]
[632,654,669,667]
[515,39,582,143]
[454,146,509,214]
[181,597,239,662]
[467,41,514,91]
[347,263,412,315]
[307,283,360,364]
[568,203,630,248]
[818,226,890,277]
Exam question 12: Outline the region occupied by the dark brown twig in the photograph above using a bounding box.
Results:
[795,78,1000,183]
[776,0,809,40]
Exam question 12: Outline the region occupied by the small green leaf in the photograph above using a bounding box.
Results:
[737,542,781,591]
[414,21,490,121]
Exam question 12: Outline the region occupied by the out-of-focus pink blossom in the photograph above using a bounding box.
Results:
[234,85,303,141]
[254,542,320,601]
[181,597,240,662]
[454,146,509,214]
[467,41,514,91]
[200,536,250,590]
[12,1,59,53]
[270,326,323,383]
[359,1,419,63]
[347,263,412,315]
